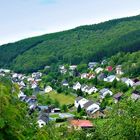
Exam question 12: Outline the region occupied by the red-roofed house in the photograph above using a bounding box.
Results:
[106,66,113,72]
[70,120,93,129]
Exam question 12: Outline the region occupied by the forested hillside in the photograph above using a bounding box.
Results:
[0,15,140,72]
[109,51,140,77]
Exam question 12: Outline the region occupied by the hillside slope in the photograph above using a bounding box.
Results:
[0,15,140,72]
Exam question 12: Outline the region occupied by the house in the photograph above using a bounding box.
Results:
[81,73,88,79]
[18,81,26,88]
[106,66,113,72]
[69,65,77,71]
[12,73,18,78]
[31,81,38,89]
[99,88,113,98]
[0,69,10,73]
[27,77,34,82]
[81,84,88,92]
[133,79,140,87]
[87,73,95,79]
[133,81,140,87]
[104,75,119,82]
[75,96,88,108]
[81,73,95,79]
[121,78,134,87]
[44,86,53,93]
[70,120,93,129]
[51,108,61,113]
[85,86,98,94]
[97,73,107,80]
[37,113,49,128]
[18,91,26,99]
[116,65,123,75]
[95,67,103,74]
[83,101,100,114]
[38,106,49,112]
[62,80,69,86]
[113,93,123,103]
[101,60,107,65]
[26,96,37,105]
[44,65,50,69]
[73,82,81,90]
[90,110,105,118]
[59,65,67,74]
[32,72,42,79]
[88,62,98,69]
[131,91,140,100]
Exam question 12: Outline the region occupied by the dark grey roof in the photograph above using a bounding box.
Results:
[83,101,94,109]
[75,96,83,102]
[97,73,107,80]
[39,113,49,123]
[133,90,140,95]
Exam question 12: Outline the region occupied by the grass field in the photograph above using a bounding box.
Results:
[47,91,75,105]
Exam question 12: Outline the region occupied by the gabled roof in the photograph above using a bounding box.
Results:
[113,93,123,99]
[100,88,109,94]
[133,90,140,95]
[39,113,49,123]
[83,101,94,109]
[70,120,93,127]
[75,96,83,102]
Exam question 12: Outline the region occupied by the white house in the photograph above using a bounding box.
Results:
[131,91,140,100]
[83,101,100,114]
[73,82,81,90]
[31,81,38,89]
[32,72,42,79]
[44,86,53,93]
[88,62,98,69]
[18,91,26,98]
[104,75,119,82]
[62,80,69,86]
[81,73,88,79]
[95,67,103,74]
[116,65,123,75]
[121,78,134,87]
[12,73,18,78]
[59,65,67,74]
[86,103,100,114]
[37,113,49,128]
[99,88,113,98]
[69,65,77,70]
[85,86,98,94]
[75,97,88,108]
[133,81,140,87]
[0,69,11,73]
[81,84,88,92]
[27,77,34,82]
[18,81,26,88]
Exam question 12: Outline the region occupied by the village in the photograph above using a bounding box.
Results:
[1,59,140,130]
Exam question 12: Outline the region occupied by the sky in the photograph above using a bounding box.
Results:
[0,0,140,45]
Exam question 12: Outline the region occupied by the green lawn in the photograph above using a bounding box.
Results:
[47,91,75,105]
[50,114,59,118]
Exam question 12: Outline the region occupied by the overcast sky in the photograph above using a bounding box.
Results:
[0,0,140,45]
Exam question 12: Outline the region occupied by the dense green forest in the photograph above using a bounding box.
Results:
[109,51,140,77]
[0,77,140,139]
[0,15,140,72]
